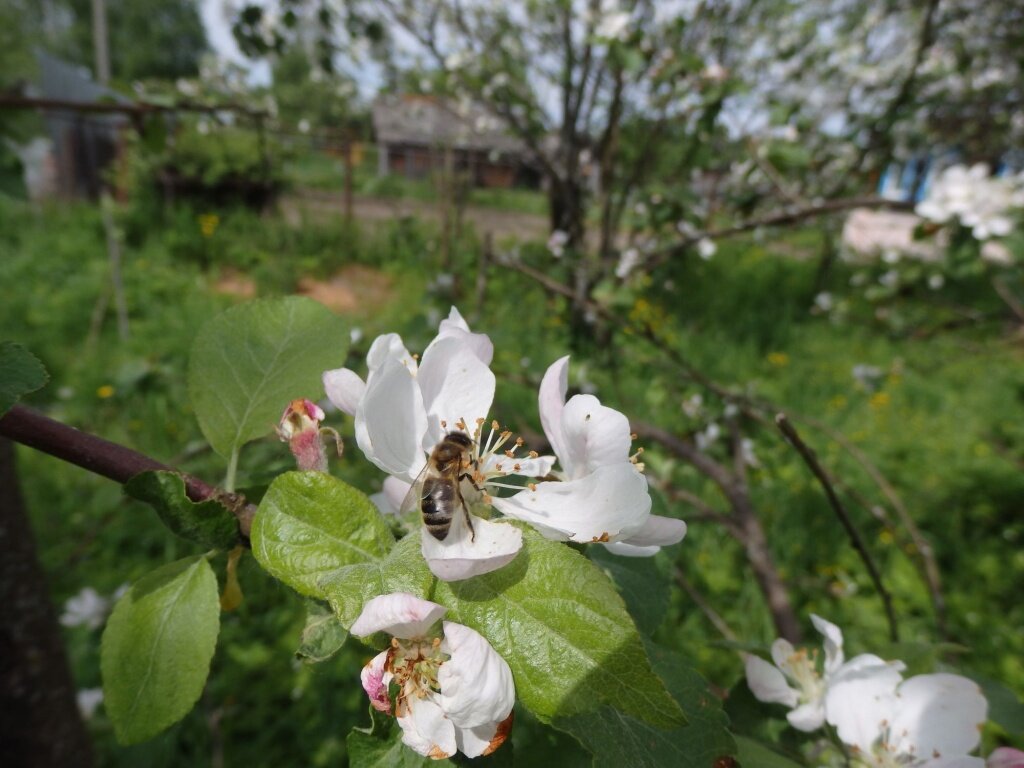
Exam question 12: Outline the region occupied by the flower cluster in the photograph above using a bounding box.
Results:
[352,593,515,760]
[746,616,989,767]
[323,308,686,580]
[916,164,1024,242]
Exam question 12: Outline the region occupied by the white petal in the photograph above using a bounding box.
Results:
[370,476,411,516]
[927,759,985,768]
[538,356,571,470]
[397,695,456,759]
[439,621,515,728]
[560,394,633,478]
[888,673,987,757]
[360,357,428,483]
[417,337,496,449]
[350,593,446,639]
[602,541,662,557]
[810,614,844,675]
[771,638,797,673]
[454,719,502,759]
[421,515,523,581]
[366,333,416,378]
[745,655,799,707]
[787,700,825,732]
[360,650,393,713]
[491,463,651,543]
[322,368,365,416]
[619,514,687,548]
[825,654,904,752]
[427,307,494,365]
[480,453,556,478]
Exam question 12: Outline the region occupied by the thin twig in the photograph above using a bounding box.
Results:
[775,413,899,641]
[673,567,738,642]
[0,404,255,539]
[791,411,947,638]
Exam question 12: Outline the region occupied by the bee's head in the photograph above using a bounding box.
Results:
[433,431,473,471]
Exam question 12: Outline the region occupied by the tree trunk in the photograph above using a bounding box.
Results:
[0,439,95,767]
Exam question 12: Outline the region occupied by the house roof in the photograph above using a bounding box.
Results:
[372,94,524,155]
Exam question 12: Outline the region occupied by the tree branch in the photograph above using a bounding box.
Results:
[775,413,899,642]
[0,405,255,539]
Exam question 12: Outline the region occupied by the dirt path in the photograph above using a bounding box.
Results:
[278,189,550,243]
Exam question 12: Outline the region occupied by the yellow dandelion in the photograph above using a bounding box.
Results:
[767,352,789,367]
[96,385,115,399]
[869,391,890,409]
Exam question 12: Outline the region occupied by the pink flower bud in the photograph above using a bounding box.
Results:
[277,398,330,472]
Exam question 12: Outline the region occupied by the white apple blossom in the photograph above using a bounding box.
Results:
[352,593,514,760]
[615,248,641,279]
[826,669,988,768]
[60,586,112,630]
[323,308,553,581]
[491,356,687,557]
[547,229,569,258]
[697,238,717,260]
[917,164,1023,241]
[745,614,866,732]
[76,688,104,720]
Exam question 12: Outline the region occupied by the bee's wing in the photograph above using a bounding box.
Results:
[398,462,433,520]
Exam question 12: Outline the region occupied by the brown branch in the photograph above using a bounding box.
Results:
[0,405,255,539]
[791,412,948,638]
[775,413,899,642]
[644,196,915,271]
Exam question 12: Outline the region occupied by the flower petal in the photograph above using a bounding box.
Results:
[560,394,633,478]
[421,514,523,582]
[538,356,571,468]
[454,714,514,759]
[480,453,556,479]
[438,621,515,728]
[427,307,494,365]
[927,759,985,768]
[360,357,428,483]
[824,654,904,752]
[397,695,457,759]
[350,593,446,639]
[810,614,844,675]
[745,654,799,707]
[787,700,825,732]
[417,336,496,449]
[322,367,365,416]
[887,673,987,758]
[370,476,411,516]
[619,514,687,548]
[770,638,796,673]
[491,463,651,543]
[360,650,393,714]
[366,333,416,379]
[602,541,662,557]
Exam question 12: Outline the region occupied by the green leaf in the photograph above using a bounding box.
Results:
[0,341,48,416]
[319,532,435,629]
[434,528,684,729]
[101,556,220,745]
[971,675,1024,736]
[124,470,239,550]
[588,546,670,635]
[251,471,395,597]
[347,722,452,767]
[187,296,347,457]
[735,736,805,768]
[555,642,736,767]
[295,600,348,664]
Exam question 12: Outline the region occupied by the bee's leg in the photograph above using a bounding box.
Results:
[458,494,476,542]
[459,472,484,493]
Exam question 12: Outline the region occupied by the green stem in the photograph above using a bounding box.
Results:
[224,448,239,494]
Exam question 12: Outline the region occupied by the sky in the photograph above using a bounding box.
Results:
[200,0,271,86]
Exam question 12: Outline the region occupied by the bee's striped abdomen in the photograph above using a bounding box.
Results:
[421,477,457,540]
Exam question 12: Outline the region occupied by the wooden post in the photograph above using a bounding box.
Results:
[91,0,110,85]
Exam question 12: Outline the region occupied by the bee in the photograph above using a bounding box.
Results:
[402,431,478,541]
